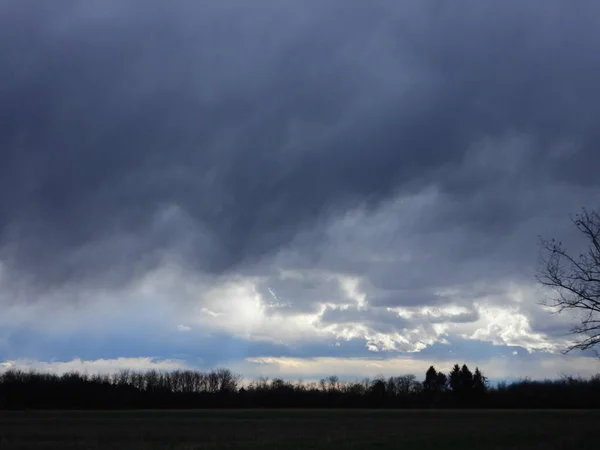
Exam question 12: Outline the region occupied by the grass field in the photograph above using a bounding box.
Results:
[0,409,598,449]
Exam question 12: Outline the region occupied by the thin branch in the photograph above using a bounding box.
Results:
[537,207,600,354]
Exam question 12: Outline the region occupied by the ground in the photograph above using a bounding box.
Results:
[0,409,597,449]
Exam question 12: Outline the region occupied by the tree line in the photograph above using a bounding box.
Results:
[1,364,599,409]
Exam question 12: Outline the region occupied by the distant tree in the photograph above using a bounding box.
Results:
[537,208,600,353]
[368,378,387,407]
[460,365,474,392]
[423,366,439,393]
[2,365,600,410]
[361,378,371,394]
[207,370,220,393]
[369,377,387,396]
[215,368,241,394]
[114,369,131,386]
[327,376,340,393]
[395,374,420,397]
[436,372,448,392]
[145,370,160,392]
[319,378,327,392]
[386,377,399,397]
[449,364,462,394]
[256,377,270,391]
[473,367,488,396]
[423,366,447,407]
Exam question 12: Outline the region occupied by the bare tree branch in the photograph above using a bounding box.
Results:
[537,207,600,353]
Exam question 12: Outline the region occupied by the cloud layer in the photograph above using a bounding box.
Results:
[1,0,600,380]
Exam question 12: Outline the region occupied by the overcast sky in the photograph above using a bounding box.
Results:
[1,0,600,382]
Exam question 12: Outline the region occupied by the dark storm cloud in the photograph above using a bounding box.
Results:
[1,0,600,290]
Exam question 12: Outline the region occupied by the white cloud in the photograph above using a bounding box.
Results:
[0,357,190,375]
[0,196,584,368]
[452,283,565,353]
[466,306,557,352]
[0,259,575,358]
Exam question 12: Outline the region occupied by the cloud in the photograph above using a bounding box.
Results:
[1,0,599,289]
[1,0,600,378]
[0,357,189,375]
[0,262,575,360]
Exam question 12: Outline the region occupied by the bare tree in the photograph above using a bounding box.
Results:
[537,208,600,353]
[327,375,340,393]
[207,370,220,394]
[113,369,131,386]
[215,368,241,394]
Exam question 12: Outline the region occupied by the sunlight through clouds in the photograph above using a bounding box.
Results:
[1,0,600,382]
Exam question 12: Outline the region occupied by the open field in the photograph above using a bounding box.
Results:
[0,409,598,449]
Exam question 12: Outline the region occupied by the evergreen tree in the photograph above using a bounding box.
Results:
[460,365,474,392]
[423,366,439,393]
[473,367,488,395]
[436,372,448,392]
[449,364,462,393]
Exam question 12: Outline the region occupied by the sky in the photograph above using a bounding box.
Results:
[1,0,600,383]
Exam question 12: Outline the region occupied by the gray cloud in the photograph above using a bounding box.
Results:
[255,275,345,314]
[319,305,409,330]
[1,0,600,301]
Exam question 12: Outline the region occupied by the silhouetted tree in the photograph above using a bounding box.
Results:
[1,364,598,410]
[368,377,387,407]
[436,372,448,392]
[473,367,488,396]
[423,366,447,407]
[448,364,477,405]
[423,366,439,393]
[537,208,600,353]
[395,374,420,397]
[449,364,462,393]
[460,364,473,388]
[215,368,241,394]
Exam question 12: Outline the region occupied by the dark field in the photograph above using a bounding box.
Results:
[0,409,598,450]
